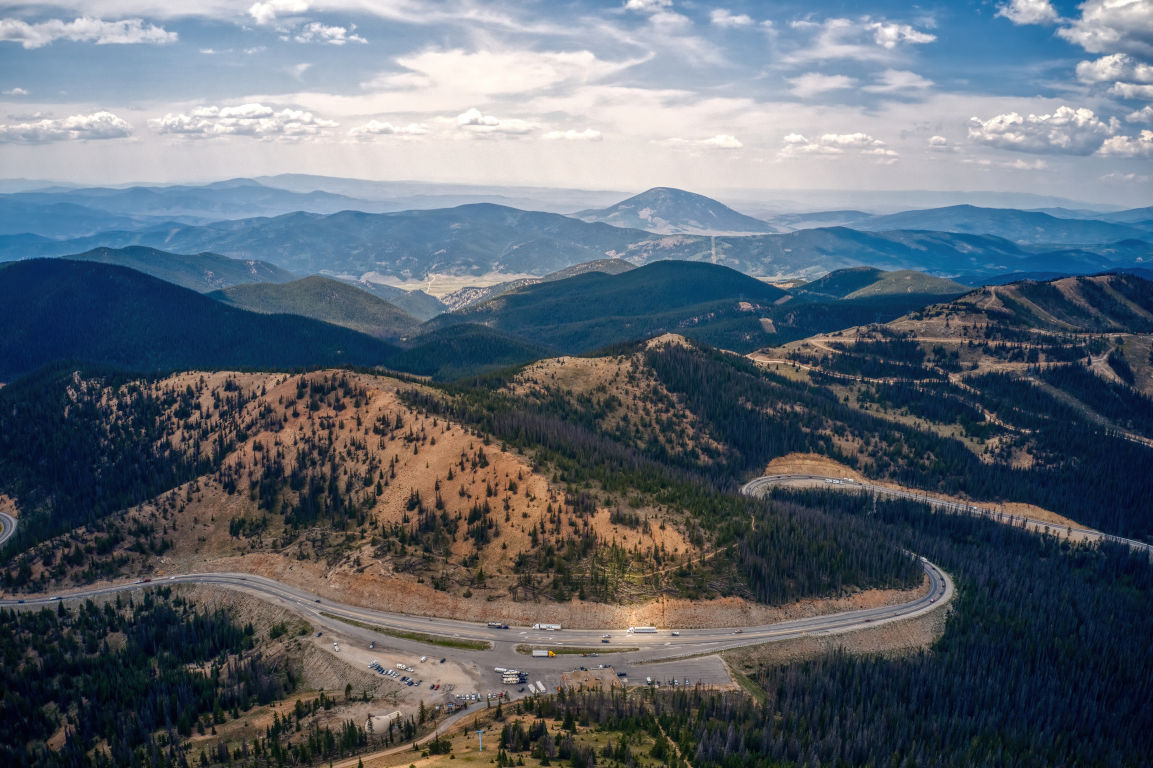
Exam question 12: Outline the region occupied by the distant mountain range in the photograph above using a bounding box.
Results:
[855,204,1151,245]
[575,187,778,235]
[5,204,1148,283]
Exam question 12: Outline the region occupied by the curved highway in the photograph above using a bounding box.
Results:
[0,564,950,661]
[742,474,1153,558]
[0,511,16,549]
[0,482,954,710]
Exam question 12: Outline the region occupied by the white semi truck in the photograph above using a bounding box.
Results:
[532,623,561,631]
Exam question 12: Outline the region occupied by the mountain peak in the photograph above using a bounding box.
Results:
[576,187,777,235]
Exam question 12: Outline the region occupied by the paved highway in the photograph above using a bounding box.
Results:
[0,481,954,709]
[742,474,1153,558]
[0,511,16,549]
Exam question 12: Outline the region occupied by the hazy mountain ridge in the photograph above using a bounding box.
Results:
[2,198,1150,283]
[856,204,1150,245]
[576,187,778,235]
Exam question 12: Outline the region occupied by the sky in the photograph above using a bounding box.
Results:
[1,0,1152,205]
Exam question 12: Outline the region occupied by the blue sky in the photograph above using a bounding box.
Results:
[1,0,1151,204]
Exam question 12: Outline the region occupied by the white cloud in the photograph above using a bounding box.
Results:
[964,157,1049,170]
[787,17,935,62]
[150,103,337,140]
[1102,171,1153,183]
[348,120,428,139]
[659,133,743,150]
[0,17,176,49]
[709,9,753,28]
[1075,53,1153,83]
[369,48,637,100]
[290,62,311,80]
[1099,129,1153,156]
[249,0,309,25]
[1111,82,1153,98]
[1058,0,1153,57]
[928,135,957,152]
[1128,105,1153,123]
[862,69,934,93]
[454,107,537,136]
[788,72,856,98]
[779,131,897,162]
[968,106,1117,155]
[996,0,1058,26]
[542,128,603,141]
[2,87,28,96]
[867,21,936,49]
[0,111,132,142]
[293,22,365,45]
[624,0,672,12]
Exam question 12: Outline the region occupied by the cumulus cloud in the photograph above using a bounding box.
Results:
[1057,0,1153,57]
[0,111,132,142]
[348,120,427,139]
[862,69,934,93]
[293,22,365,45]
[1111,82,1153,98]
[788,72,856,98]
[788,17,935,62]
[542,128,603,141]
[1075,53,1153,82]
[1099,129,1153,156]
[3,87,28,96]
[658,134,743,150]
[249,0,309,25]
[1128,105,1153,123]
[996,0,1058,26]
[710,9,753,28]
[454,107,537,136]
[0,17,176,49]
[968,106,1117,155]
[867,21,936,49]
[928,135,957,152]
[779,131,897,161]
[150,103,337,140]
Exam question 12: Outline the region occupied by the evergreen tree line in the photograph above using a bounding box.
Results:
[0,590,292,768]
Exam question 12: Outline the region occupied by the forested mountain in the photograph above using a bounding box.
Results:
[65,246,296,292]
[432,260,786,353]
[440,258,636,312]
[0,259,398,380]
[209,276,420,341]
[329,277,447,321]
[794,267,967,300]
[575,187,777,234]
[497,502,1153,768]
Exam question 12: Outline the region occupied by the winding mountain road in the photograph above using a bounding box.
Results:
[742,474,1153,558]
[0,511,16,549]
